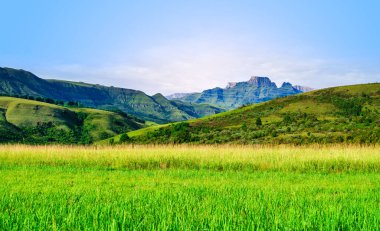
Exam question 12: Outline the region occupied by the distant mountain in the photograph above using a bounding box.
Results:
[0,67,224,123]
[165,93,195,100]
[177,76,306,110]
[293,85,314,92]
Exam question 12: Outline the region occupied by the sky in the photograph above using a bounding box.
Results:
[1,0,379,95]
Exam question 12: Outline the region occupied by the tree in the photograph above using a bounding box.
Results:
[241,123,247,130]
[171,122,191,143]
[119,133,130,143]
[283,114,292,124]
[256,117,262,126]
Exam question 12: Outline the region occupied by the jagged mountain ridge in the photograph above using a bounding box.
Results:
[177,76,310,109]
[0,67,224,123]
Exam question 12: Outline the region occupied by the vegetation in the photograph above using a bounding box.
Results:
[0,93,86,108]
[0,97,144,144]
[0,145,380,230]
[117,83,380,144]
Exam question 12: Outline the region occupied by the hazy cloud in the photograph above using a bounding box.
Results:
[36,38,380,95]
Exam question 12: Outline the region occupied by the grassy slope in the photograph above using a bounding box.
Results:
[151,93,193,121]
[0,97,144,143]
[73,108,144,141]
[1,145,379,230]
[112,83,380,144]
[194,83,379,121]
[0,97,79,130]
[170,99,225,118]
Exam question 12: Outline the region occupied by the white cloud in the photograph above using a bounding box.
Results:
[35,38,380,95]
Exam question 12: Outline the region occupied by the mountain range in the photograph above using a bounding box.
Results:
[0,67,312,123]
[168,76,313,109]
[0,66,378,145]
[0,67,223,123]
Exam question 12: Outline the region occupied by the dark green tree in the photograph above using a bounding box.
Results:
[256,117,262,126]
[241,123,247,130]
[119,133,130,143]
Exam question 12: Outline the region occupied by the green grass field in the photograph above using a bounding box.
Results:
[1,145,380,230]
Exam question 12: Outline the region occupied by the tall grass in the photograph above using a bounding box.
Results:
[0,144,379,172]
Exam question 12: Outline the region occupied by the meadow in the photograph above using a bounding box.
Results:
[1,145,380,230]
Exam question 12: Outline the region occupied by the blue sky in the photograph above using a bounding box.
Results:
[1,0,379,95]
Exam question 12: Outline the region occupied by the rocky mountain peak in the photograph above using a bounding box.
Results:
[281,82,293,88]
[169,75,313,110]
[247,76,277,88]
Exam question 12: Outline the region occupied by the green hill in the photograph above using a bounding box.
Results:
[110,83,380,144]
[0,67,224,123]
[0,97,144,144]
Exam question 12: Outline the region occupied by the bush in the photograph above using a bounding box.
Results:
[256,117,262,126]
[119,133,130,143]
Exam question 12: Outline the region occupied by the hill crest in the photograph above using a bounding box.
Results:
[0,96,145,144]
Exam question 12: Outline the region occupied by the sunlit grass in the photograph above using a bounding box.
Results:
[1,144,379,172]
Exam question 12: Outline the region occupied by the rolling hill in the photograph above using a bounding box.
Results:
[0,96,145,144]
[0,67,224,123]
[108,83,380,144]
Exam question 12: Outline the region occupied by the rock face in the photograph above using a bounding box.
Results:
[247,76,277,88]
[178,76,306,110]
[226,82,237,89]
[0,67,224,123]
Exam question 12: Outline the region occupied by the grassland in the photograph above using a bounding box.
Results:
[1,145,380,230]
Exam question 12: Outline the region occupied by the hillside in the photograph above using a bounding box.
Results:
[177,76,309,109]
[0,67,224,123]
[110,83,380,144]
[0,96,144,144]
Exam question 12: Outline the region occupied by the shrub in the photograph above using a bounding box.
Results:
[256,117,262,126]
[119,133,130,143]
